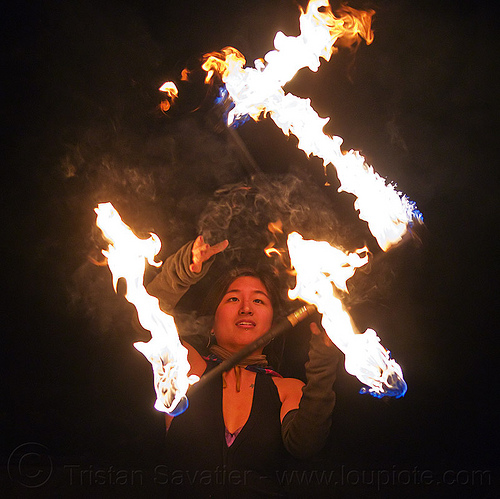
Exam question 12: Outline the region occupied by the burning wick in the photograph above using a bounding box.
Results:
[202,0,423,251]
[287,232,407,398]
[95,202,198,416]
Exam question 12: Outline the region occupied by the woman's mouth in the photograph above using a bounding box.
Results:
[236,320,256,329]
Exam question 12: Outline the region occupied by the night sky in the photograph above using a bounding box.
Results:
[2,0,498,497]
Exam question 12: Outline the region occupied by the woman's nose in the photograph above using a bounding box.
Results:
[239,302,253,315]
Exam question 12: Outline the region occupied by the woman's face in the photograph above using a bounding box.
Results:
[213,276,274,353]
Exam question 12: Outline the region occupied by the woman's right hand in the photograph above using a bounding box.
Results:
[190,235,229,273]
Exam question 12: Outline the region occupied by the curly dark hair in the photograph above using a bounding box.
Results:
[198,173,357,256]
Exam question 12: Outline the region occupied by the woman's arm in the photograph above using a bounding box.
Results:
[147,236,228,313]
[280,323,341,459]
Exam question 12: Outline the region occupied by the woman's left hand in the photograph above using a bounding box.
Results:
[190,235,229,273]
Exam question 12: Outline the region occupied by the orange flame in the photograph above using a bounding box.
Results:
[264,219,289,266]
[202,46,246,84]
[287,232,406,397]
[159,81,179,112]
[95,202,198,415]
[202,0,373,90]
[201,0,421,251]
[268,220,283,234]
[264,244,281,258]
[296,0,374,62]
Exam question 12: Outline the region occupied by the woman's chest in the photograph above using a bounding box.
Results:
[222,369,257,433]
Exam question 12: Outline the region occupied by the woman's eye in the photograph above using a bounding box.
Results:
[227,296,239,302]
[254,298,264,304]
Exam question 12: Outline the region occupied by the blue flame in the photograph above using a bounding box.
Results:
[214,84,228,105]
[359,376,408,399]
[409,199,424,225]
[215,85,250,128]
[412,209,424,224]
[169,396,189,416]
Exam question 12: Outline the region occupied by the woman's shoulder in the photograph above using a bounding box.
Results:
[272,376,304,418]
[272,375,304,396]
[184,341,208,377]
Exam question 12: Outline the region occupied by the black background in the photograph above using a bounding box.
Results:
[2,0,498,497]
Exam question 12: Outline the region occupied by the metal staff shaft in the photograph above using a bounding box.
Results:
[191,303,317,393]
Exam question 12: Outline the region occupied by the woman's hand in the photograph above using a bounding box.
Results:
[190,235,229,273]
[310,321,335,348]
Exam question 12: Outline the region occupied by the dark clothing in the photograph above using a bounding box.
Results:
[163,360,290,498]
[147,240,213,314]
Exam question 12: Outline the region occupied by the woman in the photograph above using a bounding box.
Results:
[147,236,340,497]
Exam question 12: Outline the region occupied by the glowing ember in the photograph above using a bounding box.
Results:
[264,245,281,258]
[287,232,407,398]
[202,0,422,251]
[159,81,179,112]
[95,202,198,415]
[159,81,179,94]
